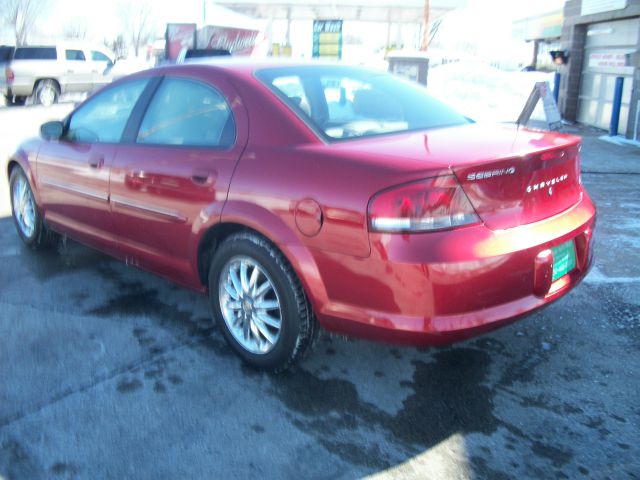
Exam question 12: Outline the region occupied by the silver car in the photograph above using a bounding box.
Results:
[2,43,115,107]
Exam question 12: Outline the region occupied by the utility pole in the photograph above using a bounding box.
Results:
[421,0,430,51]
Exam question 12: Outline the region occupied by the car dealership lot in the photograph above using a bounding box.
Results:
[0,106,638,479]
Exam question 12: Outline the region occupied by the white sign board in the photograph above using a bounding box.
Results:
[538,82,562,126]
[588,52,628,68]
[581,0,628,16]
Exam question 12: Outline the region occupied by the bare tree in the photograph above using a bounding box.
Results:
[1,0,51,46]
[119,0,156,57]
[62,19,88,40]
[428,19,442,47]
[105,34,128,60]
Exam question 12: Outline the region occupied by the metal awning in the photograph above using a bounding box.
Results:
[212,0,466,23]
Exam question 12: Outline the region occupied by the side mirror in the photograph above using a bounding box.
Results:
[40,120,64,140]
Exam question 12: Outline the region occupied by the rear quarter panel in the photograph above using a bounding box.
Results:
[8,59,61,96]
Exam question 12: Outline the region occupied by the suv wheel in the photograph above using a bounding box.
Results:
[35,80,59,107]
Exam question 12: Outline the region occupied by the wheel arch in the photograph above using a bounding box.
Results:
[7,153,42,206]
[33,77,61,95]
[193,202,330,316]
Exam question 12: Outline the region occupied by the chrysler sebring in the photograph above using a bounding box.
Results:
[7,61,596,371]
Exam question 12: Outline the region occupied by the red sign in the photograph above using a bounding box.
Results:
[166,23,197,61]
[200,26,259,56]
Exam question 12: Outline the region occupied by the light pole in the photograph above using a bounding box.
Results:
[421,0,430,51]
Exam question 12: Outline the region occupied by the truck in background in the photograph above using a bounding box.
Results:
[1,43,115,107]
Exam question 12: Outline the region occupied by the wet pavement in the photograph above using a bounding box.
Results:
[0,107,639,479]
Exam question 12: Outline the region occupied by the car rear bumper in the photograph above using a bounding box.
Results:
[311,190,596,345]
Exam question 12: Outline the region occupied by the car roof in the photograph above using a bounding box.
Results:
[153,58,383,81]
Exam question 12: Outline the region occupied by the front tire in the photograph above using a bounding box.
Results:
[208,232,316,372]
[9,167,55,248]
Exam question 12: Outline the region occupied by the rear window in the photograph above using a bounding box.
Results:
[257,65,470,141]
[185,49,231,59]
[14,47,57,60]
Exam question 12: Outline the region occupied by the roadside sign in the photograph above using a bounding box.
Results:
[166,23,197,61]
[517,81,563,131]
[312,20,343,60]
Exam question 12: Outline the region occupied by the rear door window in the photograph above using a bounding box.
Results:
[136,77,235,148]
[65,49,86,61]
[13,47,57,60]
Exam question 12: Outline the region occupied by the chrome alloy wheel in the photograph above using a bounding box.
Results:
[12,174,36,238]
[218,256,283,354]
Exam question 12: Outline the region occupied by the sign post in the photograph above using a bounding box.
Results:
[312,20,343,60]
[517,81,563,131]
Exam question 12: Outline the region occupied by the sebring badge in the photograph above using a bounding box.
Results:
[527,174,569,194]
[467,166,516,181]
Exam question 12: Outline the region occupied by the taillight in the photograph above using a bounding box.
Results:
[368,175,480,233]
[6,68,14,83]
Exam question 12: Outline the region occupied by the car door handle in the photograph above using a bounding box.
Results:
[88,156,104,169]
[125,171,151,188]
[191,169,217,186]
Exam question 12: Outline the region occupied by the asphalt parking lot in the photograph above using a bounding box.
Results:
[0,105,639,479]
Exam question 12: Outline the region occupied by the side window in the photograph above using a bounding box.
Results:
[65,49,86,61]
[137,78,235,148]
[14,47,57,60]
[92,51,110,62]
[68,78,149,143]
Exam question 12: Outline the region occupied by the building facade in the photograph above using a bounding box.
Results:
[559,0,640,137]
[513,9,563,71]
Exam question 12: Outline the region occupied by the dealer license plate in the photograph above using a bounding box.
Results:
[551,240,577,282]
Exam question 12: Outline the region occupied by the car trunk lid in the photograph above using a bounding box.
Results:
[327,123,582,231]
[451,141,581,230]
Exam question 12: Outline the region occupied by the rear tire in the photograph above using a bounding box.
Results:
[9,167,56,249]
[5,95,26,107]
[208,232,317,372]
[34,79,59,107]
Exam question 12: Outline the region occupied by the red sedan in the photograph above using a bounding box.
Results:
[7,61,596,371]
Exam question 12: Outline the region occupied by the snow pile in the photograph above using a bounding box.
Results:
[427,62,556,123]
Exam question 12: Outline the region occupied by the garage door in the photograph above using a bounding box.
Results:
[578,18,638,134]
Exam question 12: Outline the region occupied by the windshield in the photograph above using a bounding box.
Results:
[257,65,471,141]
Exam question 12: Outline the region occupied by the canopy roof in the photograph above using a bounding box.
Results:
[213,0,467,23]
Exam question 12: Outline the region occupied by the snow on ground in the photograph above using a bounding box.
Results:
[427,62,556,124]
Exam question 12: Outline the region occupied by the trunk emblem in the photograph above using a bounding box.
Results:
[466,167,516,181]
[526,173,568,194]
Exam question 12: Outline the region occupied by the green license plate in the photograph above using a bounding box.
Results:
[551,240,577,282]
